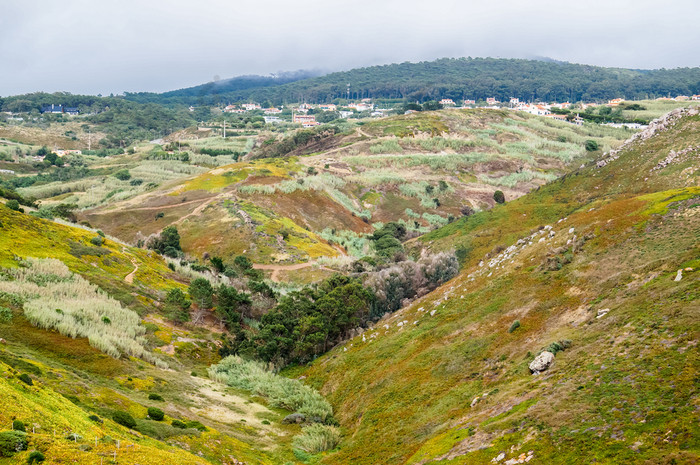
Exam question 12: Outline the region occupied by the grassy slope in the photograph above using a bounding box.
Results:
[299,111,700,464]
[0,209,313,464]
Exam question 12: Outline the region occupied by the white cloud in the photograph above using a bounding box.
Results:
[1,0,698,95]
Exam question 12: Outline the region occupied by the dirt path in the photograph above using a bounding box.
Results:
[124,251,139,283]
[253,261,336,282]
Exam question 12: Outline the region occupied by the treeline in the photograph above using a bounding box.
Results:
[0,92,210,148]
[122,57,700,105]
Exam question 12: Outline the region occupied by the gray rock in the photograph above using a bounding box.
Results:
[529,351,555,374]
[281,413,306,424]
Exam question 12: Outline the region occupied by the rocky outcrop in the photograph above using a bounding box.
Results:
[596,107,700,169]
[529,351,555,374]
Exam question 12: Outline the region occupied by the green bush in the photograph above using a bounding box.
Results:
[18,374,33,385]
[88,415,103,423]
[292,424,341,453]
[12,421,25,432]
[148,393,164,401]
[171,420,187,429]
[545,339,572,355]
[27,450,45,464]
[113,169,131,181]
[0,431,28,457]
[584,139,599,151]
[508,320,521,333]
[134,420,198,440]
[185,421,208,432]
[112,410,136,429]
[5,199,20,211]
[493,190,506,204]
[0,306,12,323]
[147,407,165,421]
[90,236,104,247]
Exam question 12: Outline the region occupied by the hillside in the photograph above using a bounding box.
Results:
[79,110,630,267]
[122,57,700,105]
[298,107,700,464]
[0,206,336,464]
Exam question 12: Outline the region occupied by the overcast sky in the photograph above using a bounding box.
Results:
[1,0,699,97]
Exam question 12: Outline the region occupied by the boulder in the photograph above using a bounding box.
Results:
[674,269,683,282]
[281,413,306,424]
[529,351,555,374]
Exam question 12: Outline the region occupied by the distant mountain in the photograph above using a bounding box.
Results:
[124,57,700,105]
[123,69,324,105]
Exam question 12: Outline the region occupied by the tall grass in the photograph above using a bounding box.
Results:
[346,152,491,170]
[292,424,341,453]
[478,170,558,188]
[0,258,165,367]
[346,170,406,186]
[209,356,334,422]
[320,228,371,257]
[369,139,403,154]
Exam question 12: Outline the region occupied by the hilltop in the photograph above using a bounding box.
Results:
[298,107,700,464]
[122,57,700,105]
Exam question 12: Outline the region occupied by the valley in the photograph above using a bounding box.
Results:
[0,69,698,465]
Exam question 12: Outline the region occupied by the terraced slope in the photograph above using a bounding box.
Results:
[83,110,630,265]
[299,108,700,464]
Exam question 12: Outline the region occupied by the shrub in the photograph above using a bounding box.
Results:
[493,190,506,204]
[134,419,199,440]
[19,374,33,385]
[5,200,20,211]
[185,421,208,432]
[65,433,82,441]
[148,393,164,401]
[460,205,475,217]
[113,169,131,181]
[12,421,26,432]
[584,140,599,151]
[0,306,12,323]
[292,424,341,453]
[508,320,521,333]
[90,236,104,247]
[147,407,165,421]
[171,420,187,429]
[88,415,103,423]
[27,450,45,464]
[0,431,28,457]
[112,410,137,429]
[545,339,572,355]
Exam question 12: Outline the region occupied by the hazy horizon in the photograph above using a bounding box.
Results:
[2,0,699,97]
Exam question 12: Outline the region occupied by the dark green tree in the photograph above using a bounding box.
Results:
[189,278,214,309]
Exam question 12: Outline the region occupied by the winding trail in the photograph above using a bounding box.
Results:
[123,248,139,283]
[253,261,335,282]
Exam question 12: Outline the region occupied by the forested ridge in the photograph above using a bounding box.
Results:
[124,57,700,105]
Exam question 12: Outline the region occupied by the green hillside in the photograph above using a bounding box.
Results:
[298,108,700,464]
[0,207,336,464]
